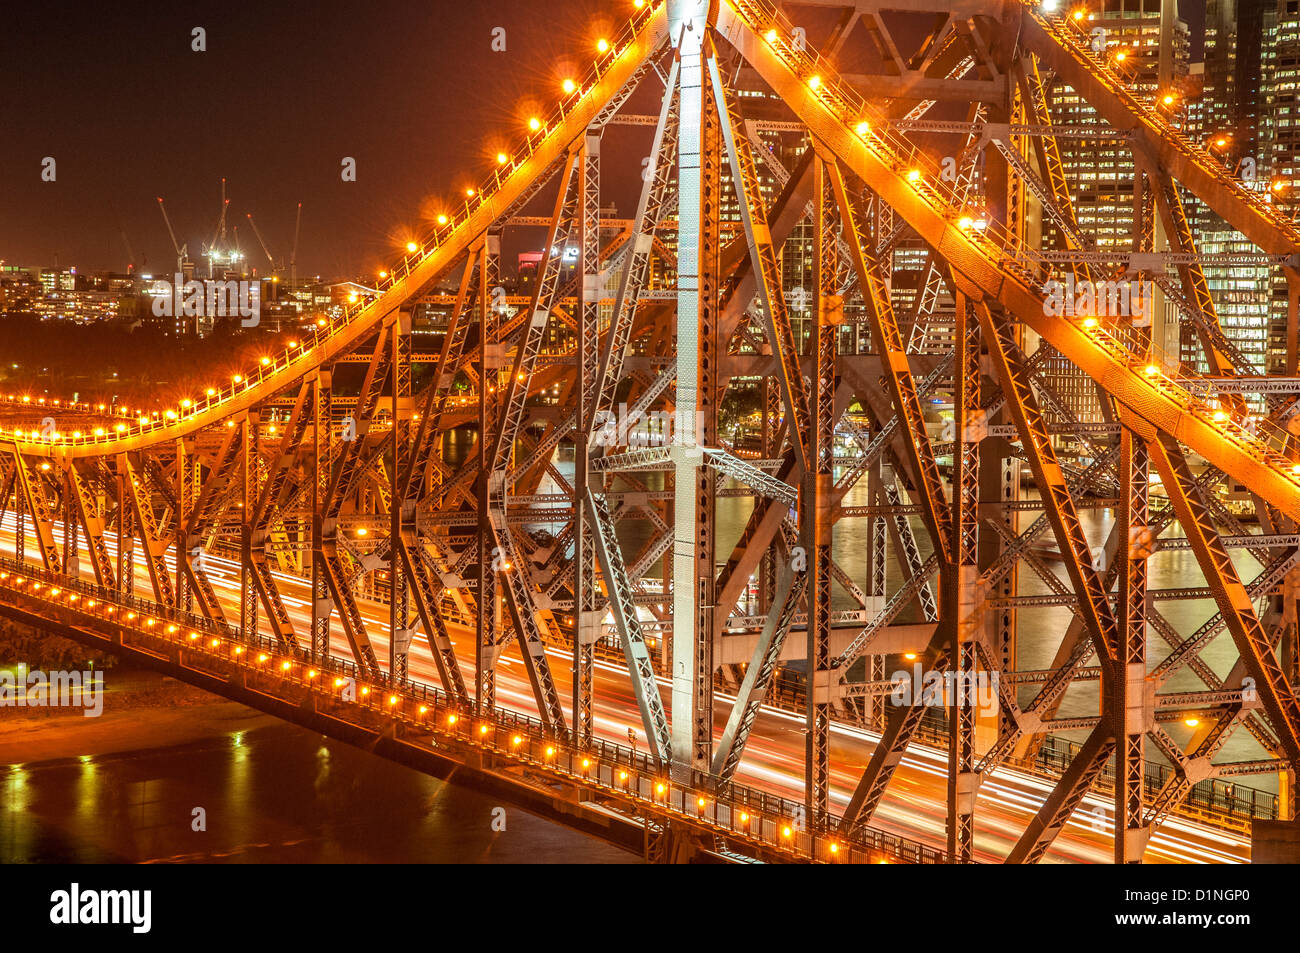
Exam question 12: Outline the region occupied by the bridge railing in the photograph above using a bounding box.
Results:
[0,552,945,863]
[727,0,1300,496]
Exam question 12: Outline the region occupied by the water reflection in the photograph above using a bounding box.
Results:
[0,724,637,864]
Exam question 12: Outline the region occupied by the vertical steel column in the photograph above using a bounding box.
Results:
[14,460,23,566]
[1115,428,1151,862]
[175,439,190,613]
[117,463,133,595]
[573,132,601,749]
[60,474,77,578]
[240,415,258,640]
[948,290,981,863]
[390,309,412,684]
[868,462,888,731]
[804,153,835,829]
[669,0,712,780]
[312,374,332,662]
[476,240,499,714]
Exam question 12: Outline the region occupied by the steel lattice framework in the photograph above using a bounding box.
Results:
[1,0,1298,863]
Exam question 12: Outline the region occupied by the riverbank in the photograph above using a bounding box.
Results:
[0,667,278,765]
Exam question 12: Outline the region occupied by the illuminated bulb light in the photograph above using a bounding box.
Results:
[512,735,522,746]
[958,216,974,230]
[496,153,508,165]
[907,169,921,183]
[808,75,821,90]
[529,117,541,132]
[829,843,839,855]
[206,388,216,396]
[419,705,428,715]
[765,28,778,43]
[479,724,488,735]
[260,356,271,365]
[1082,317,1099,329]
[1291,464,1300,474]
[855,121,869,136]
[619,770,628,781]
[281,661,292,671]
[1072,9,1085,20]
[904,652,918,660]
[1143,364,1159,376]
[306,669,316,679]
[389,695,398,706]
[348,293,358,303]
[545,746,555,758]
[782,826,793,838]
[1185,717,1200,727]
[406,241,418,253]
[596,38,609,52]
[448,714,458,725]
[437,214,448,225]
[1162,94,1175,106]
[1115,51,1126,62]
[232,375,242,384]
[562,78,576,94]
[634,0,644,8]
[466,188,475,197]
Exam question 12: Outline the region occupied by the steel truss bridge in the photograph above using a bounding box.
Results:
[2,0,1299,863]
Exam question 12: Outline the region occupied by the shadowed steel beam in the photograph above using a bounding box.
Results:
[1145,431,1300,765]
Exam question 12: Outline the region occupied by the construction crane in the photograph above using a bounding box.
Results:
[204,178,241,277]
[245,212,277,274]
[110,201,139,273]
[156,197,189,276]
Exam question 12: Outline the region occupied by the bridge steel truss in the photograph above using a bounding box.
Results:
[2,0,1299,863]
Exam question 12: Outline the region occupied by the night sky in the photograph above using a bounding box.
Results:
[0,0,641,277]
[1,0,1206,278]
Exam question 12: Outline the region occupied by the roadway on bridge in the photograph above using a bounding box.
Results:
[0,523,1250,863]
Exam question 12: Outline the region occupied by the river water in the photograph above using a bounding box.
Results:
[1,722,635,864]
